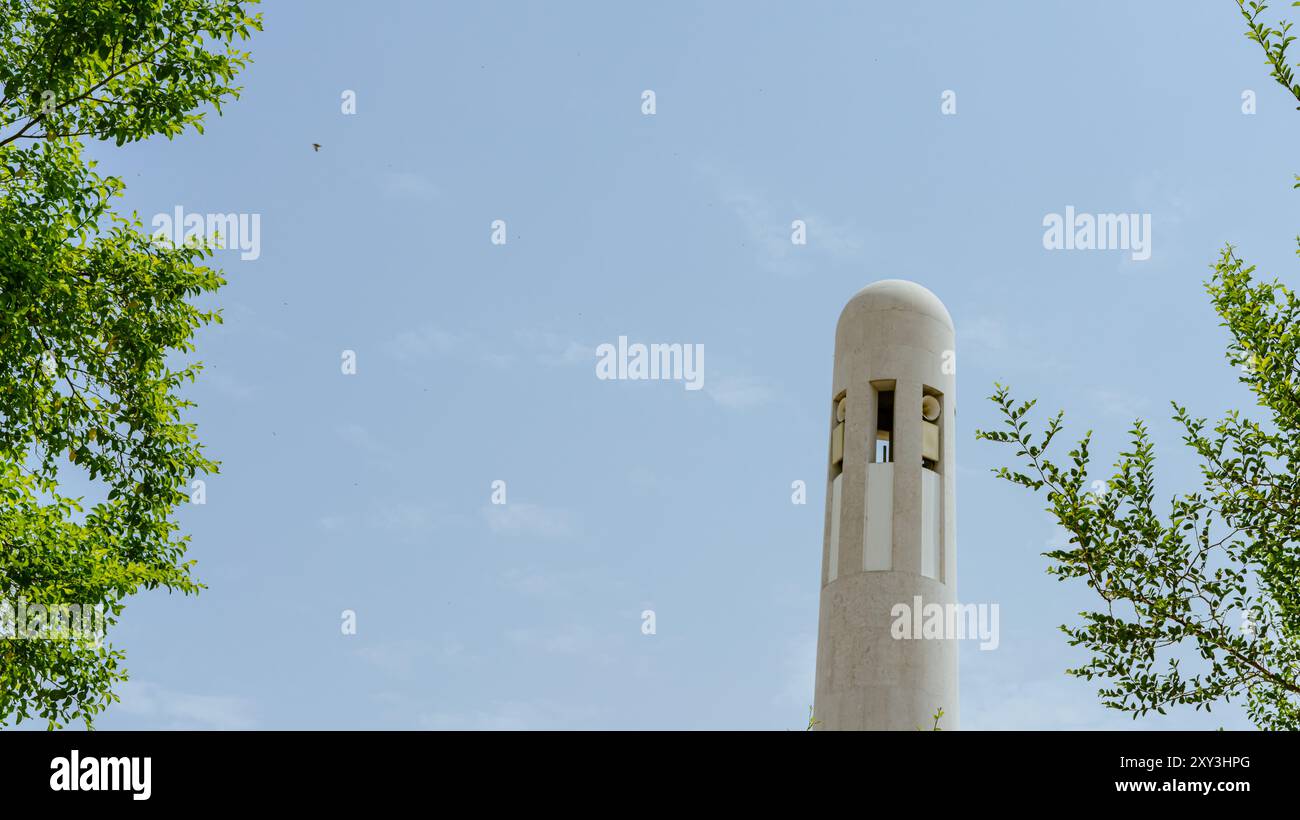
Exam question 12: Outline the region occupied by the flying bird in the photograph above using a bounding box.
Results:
[312,143,321,152]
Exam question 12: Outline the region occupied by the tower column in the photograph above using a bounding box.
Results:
[813,280,959,731]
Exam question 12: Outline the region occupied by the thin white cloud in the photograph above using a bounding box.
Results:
[356,636,467,677]
[385,324,463,362]
[960,315,1008,354]
[704,165,865,275]
[963,676,1130,730]
[316,495,460,539]
[706,374,775,409]
[334,422,401,473]
[515,329,594,366]
[115,680,256,730]
[506,625,600,657]
[481,503,576,539]
[1089,388,1150,419]
[371,501,452,539]
[337,422,386,456]
[382,171,439,202]
[317,514,347,532]
[384,325,587,369]
[501,566,619,600]
[413,699,599,731]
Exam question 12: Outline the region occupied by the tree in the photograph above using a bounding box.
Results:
[0,0,260,728]
[976,0,1300,729]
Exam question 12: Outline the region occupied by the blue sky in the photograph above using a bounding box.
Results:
[63,1,1299,729]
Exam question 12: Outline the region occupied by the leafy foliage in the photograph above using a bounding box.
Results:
[0,0,260,728]
[976,1,1300,729]
[926,707,944,731]
[1239,0,1300,109]
[1239,1,1300,189]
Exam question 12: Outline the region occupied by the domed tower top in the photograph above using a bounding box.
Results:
[836,278,954,336]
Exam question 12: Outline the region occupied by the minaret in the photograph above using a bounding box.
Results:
[813,279,958,730]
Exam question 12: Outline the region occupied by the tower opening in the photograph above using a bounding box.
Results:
[874,388,894,463]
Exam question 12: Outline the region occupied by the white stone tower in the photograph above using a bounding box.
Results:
[813,279,958,730]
